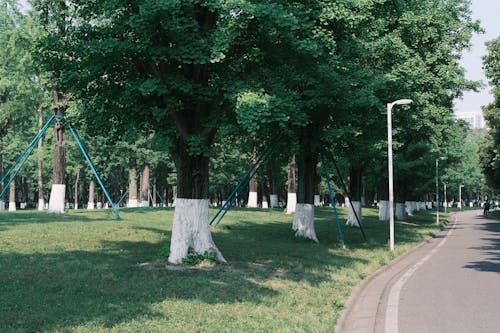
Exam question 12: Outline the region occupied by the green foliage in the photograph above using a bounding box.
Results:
[181,247,217,266]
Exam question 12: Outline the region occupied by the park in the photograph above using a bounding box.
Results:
[1,0,500,332]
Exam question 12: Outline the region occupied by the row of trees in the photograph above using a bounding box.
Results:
[480,37,500,190]
[0,0,492,263]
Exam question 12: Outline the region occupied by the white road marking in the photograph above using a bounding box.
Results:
[384,215,458,333]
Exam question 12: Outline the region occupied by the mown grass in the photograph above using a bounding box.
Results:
[0,206,445,332]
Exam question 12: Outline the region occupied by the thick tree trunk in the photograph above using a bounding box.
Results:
[48,90,67,214]
[346,166,363,227]
[269,169,279,208]
[168,146,225,264]
[292,131,318,242]
[8,180,16,211]
[396,202,406,220]
[379,200,390,221]
[128,167,138,207]
[88,179,95,209]
[140,164,150,207]
[286,155,297,214]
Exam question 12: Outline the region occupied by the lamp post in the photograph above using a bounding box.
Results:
[436,156,447,224]
[444,183,447,213]
[459,184,464,209]
[388,99,413,251]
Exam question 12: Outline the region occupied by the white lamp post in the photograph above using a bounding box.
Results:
[444,183,447,213]
[459,184,464,209]
[388,99,413,251]
[436,157,447,224]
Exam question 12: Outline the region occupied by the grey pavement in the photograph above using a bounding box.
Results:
[335,210,500,333]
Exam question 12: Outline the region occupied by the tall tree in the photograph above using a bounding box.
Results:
[480,37,500,191]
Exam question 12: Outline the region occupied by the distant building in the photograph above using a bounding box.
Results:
[454,111,486,129]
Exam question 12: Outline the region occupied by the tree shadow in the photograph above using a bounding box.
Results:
[464,221,500,274]
[0,208,371,332]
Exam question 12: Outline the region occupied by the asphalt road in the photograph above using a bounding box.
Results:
[398,210,500,333]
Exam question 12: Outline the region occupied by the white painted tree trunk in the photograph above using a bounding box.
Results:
[38,198,45,211]
[168,198,226,264]
[270,194,278,208]
[378,200,389,221]
[0,200,4,210]
[48,184,65,214]
[9,181,16,211]
[405,201,414,216]
[314,195,321,206]
[395,202,406,220]
[286,192,297,214]
[247,191,258,208]
[262,200,269,209]
[346,201,362,227]
[292,203,318,242]
[88,180,95,210]
[128,199,138,208]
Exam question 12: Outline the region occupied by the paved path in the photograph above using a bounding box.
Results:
[335,210,500,333]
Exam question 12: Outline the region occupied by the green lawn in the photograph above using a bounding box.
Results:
[0,206,443,332]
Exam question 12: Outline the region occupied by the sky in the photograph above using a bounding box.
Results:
[454,0,500,115]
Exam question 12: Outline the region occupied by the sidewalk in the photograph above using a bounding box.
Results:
[334,216,457,333]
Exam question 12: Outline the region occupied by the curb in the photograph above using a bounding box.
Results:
[333,214,455,333]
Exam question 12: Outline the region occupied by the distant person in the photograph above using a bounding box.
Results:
[483,201,491,216]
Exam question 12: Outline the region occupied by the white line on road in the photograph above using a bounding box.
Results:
[384,215,458,333]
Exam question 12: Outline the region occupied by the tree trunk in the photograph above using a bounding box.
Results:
[88,179,95,209]
[48,90,67,214]
[378,181,389,221]
[8,180,16,211]
[128,167,138,207]
[152,179,157,207]
[269,168,279,208]
[36,104,44,210]
[140,164,150,207]
[346,166,363,227]
[247,149,258,208]
[168,142,225,264]
[286,155,297,214]
[292,130,318,242]
[74,169,79,209]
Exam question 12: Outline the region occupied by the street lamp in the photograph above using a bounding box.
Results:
[444,183,447,213]
[459,184,464,209]
[436,156,447,224]
[388,99,413,251]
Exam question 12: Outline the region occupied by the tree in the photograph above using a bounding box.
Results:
[480,37,500,191]
[0,0,42,209]
[34,1,329,262]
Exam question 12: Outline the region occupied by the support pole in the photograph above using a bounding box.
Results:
[0,116,55,198]
[210,147,270,226]
[68,124,122,220]
[320,150,346,248]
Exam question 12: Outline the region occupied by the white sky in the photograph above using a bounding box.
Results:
[454,0,500,115]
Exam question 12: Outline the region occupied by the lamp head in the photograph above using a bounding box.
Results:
[393,99,413,105]
[439,156,448,160]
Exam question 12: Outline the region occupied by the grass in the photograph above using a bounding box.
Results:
[0,206,446,332]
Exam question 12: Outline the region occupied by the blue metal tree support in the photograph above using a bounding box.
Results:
[0,115,121,220]
[0,115,55,198]
[210,147,270,226]
[67,123,122,220]
[319,149,346,248]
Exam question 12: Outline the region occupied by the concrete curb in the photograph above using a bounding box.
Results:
[334,214,456,333]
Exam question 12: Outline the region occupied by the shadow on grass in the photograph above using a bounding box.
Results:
[0,206,436,331]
